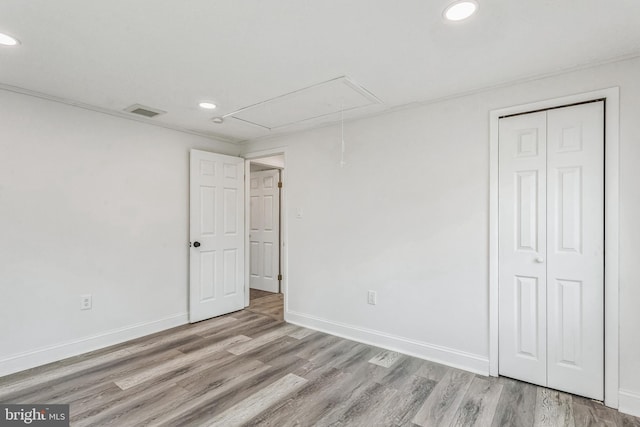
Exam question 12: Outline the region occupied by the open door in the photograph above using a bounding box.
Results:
[189,149,245,323]
[249,169,281,293]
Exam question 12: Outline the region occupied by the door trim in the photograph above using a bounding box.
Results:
[247,168,281,293]
[243,147,288,313]
[489,87,620,408]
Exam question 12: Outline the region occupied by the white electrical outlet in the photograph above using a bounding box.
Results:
[367,290,377,305]
[80,294,92,310]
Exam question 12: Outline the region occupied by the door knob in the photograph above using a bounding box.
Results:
[535,256,544,263]
[193,241,201,248]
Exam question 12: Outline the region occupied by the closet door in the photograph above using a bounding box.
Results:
[498,111,548,386]
[498,102,604,400]
[546,102,604,400]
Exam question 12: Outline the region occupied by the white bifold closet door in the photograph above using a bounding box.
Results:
[498,101,604,400]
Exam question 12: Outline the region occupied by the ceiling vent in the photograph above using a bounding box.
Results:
[124,104,166,118]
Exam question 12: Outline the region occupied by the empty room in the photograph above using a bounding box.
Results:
[1,1,640,426]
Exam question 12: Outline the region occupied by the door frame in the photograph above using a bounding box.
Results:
[488,87,620,408]
[247,168,281,294]
[243,147,288,312]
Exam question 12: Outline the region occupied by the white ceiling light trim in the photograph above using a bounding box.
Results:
[198,101,217,109]
[0,32,20,46]
[443,0,478,21]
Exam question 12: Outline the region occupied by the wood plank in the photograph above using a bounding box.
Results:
[242,367,350,426]
[332,382,398,426]
[113,335,251,390]
[287,326,317,340]
[618,412,640,427]
[412,368,474,426]
[226,323,297,355]
[533,388,575,427]
[0,348,133,399]
[414,359,450,382]
[200,373,307,427]
[8,348,184,404]
[177,316,274,352]
[376,355,427,390]
[247,293,284,320]
[295,333,342,361]
[571,401,616,427]
[490,376,537,427]
[72,382,190,427]
[249,289,275,300]
[149,359,271,426]
[164,354,309,426]
[312,377,391,426]
[384,375,438,426]
[369,350,402,368]
[451,376,503,427]
[71,350,238,423]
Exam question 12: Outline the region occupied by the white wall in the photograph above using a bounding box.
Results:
[251,154,285,171]
[242,57,640,415]
[0,89,240,375]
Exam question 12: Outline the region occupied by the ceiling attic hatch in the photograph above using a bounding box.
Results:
[224,76,382,130]
[124,104,167,118]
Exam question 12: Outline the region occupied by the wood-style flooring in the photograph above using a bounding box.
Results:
[248,289,284,321]
[1,300,638,426]
[249,289,275,301]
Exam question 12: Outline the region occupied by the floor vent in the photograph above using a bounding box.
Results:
[124,104,166,118]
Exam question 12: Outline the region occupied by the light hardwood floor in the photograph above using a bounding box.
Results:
[1,301,638,426]
[248,290,284,321]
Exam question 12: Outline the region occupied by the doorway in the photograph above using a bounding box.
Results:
[188,148,288,324]
[498,101,604,400]
[489,87,620,408]
[249,165,281,293]
[244,152,286,317]
[188,150,245,323]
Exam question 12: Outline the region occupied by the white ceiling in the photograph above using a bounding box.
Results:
[1,0,639,143]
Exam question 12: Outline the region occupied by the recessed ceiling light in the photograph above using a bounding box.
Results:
[211,117,224,124]
[443,0,478,21]
[0,32,20,46]
[198,101,217,110]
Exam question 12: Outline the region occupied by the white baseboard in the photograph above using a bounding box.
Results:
[0,313,188,377]
[285,310,489,375]
[619,389,640,418]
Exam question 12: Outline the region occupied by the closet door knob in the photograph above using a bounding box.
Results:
[193,241,201,248]
[535,256,544,263]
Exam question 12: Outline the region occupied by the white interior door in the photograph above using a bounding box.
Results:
[189,150,245,323]
[249,169,280,293]
[498,102,604,400]
[498,111,548,386]
[546,103,604,399]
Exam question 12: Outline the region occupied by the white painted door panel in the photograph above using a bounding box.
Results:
[190,150,245,323]
[546,102,604,400]
[498,102,604,400]
[498,111,548,386]
[249,169,280,293]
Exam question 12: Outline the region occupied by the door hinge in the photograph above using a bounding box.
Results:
[278,274,283,281]
[278,181,283,188]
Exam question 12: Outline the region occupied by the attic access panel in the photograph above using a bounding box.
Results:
[227,76,382,130]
